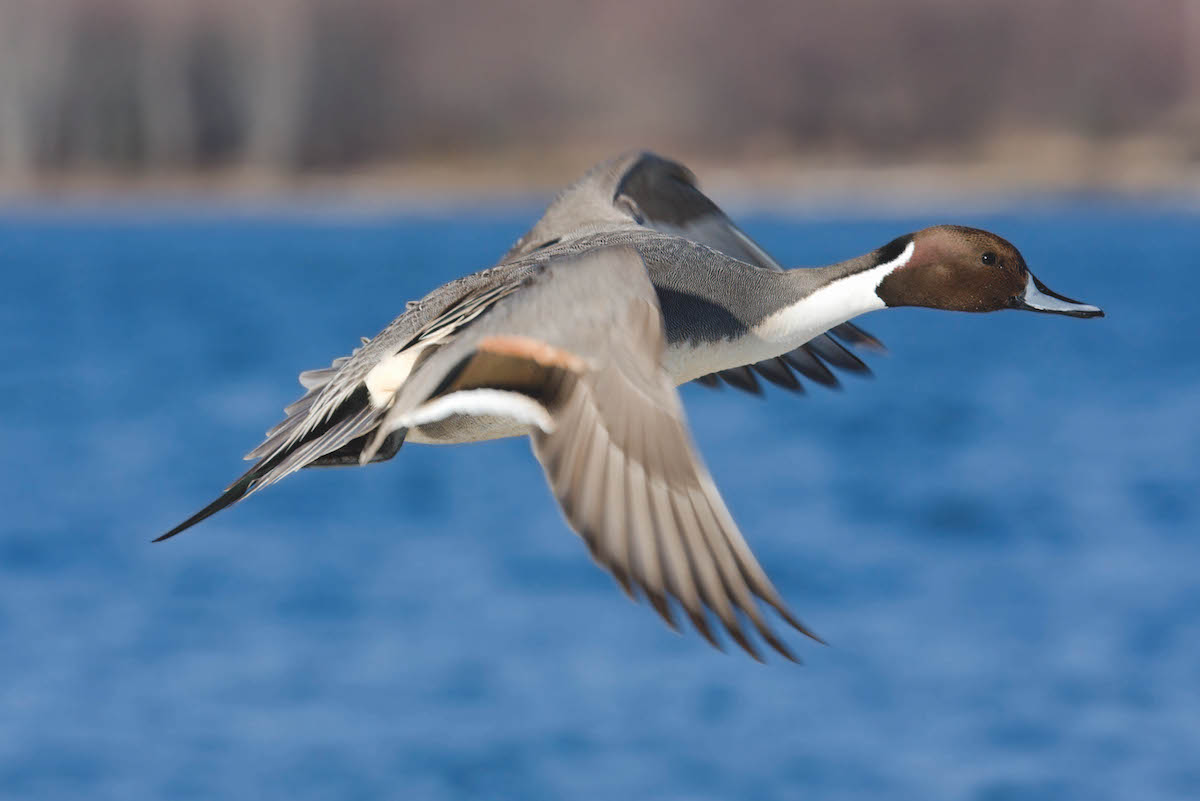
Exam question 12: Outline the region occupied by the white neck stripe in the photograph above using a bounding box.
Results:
[663,239,915,384]
[753,239,914,347]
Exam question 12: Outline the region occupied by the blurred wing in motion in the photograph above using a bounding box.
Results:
[387,245,821,660]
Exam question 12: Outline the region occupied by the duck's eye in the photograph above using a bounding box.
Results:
[981,251,997,266]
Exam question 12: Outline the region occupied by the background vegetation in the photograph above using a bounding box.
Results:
[0,0,1196,191]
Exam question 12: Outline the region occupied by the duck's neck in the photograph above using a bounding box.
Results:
[658,234,915,384]
[752,238,915,349]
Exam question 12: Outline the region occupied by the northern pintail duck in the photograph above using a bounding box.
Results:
[157,157,1103,661]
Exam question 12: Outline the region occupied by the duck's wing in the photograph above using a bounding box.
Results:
[610,153,884,394]
[154,263,535,542]
[375,246,819,660]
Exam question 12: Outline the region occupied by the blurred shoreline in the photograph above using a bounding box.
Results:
[4,133,1198,213]
[3,1,1197,214]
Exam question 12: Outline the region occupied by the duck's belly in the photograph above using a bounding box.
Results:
[406,413,531,445]
[662,334,776,385]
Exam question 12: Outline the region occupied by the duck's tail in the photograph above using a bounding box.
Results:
[155,385,405,542]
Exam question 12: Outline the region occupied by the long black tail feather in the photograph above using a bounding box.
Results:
[153,466,268,542]
[155,384,389,542]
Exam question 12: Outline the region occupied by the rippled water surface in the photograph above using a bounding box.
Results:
[2,203,1198,800]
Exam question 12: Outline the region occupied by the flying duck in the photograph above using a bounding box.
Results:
[156,165,1103,661]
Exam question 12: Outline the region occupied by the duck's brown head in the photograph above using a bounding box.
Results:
[876,225,1103,318]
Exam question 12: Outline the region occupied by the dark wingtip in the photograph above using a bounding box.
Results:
[752,621,802,663]
[610,564,637,600]
[805,335,874,377]
[769,602,828,646]
[686,609,726,653]
[645,590,682,632]
[751,358,803,392]
[717,367,763,396]
[723,621,766,662]
[782,349,841,389]
[829,322,888,353]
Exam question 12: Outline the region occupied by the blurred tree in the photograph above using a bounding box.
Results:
[243,0,311,172]
[0,0,1193,187]
[136,0,195,167]
[0,1,69,184]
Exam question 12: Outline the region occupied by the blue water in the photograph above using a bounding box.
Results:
[1,202,1198,800]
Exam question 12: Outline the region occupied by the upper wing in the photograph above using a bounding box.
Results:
[611,153,884,393]
[385,246,820,660]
